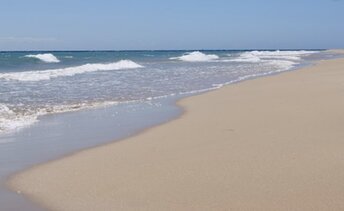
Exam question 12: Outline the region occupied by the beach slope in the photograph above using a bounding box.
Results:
[10,56,344,210]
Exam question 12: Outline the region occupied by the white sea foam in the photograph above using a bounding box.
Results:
[0,101,120,134]
[0,60,143,81]
[267,60,297,70]
[231,54,262,63]
[231,50,318,63]
[170,51,219,62]
[42,101,119,114]
[230,50,319,71]
[0,104,38,133]
[25,53,60,63]
[176,60,298,98]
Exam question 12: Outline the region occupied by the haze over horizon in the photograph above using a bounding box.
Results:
[0,0,343,51]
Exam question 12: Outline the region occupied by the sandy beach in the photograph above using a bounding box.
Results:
[9,53,344,210]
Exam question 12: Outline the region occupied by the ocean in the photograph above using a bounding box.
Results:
[0,50,334,135]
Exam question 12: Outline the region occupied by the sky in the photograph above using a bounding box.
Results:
[0,0,343,50]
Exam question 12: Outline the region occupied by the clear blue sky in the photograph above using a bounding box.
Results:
[0,0,343,50]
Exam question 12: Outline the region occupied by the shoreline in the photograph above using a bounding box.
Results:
[0,96,183,211]
[8,52,344,210]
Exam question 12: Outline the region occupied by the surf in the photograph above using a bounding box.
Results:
[24,53,60,63]
[170,51,219,62]
[0,60,143,81]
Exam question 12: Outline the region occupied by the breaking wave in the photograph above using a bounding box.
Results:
[0,104,38,133]
[0,60,143,81]
[25,53,60,63]
[170,51,219,62]
[231,50,318,63]
[229,50,319,70]
[0,101,119,134]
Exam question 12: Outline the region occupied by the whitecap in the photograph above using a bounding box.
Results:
[170,51,219,62]
[0,60,143,81]
[25,53,60,63]
[231,50,318,63]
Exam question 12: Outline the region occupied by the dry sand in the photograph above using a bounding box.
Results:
[9,55,344,210]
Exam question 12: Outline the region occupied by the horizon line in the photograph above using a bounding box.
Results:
[0,48,328,52]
